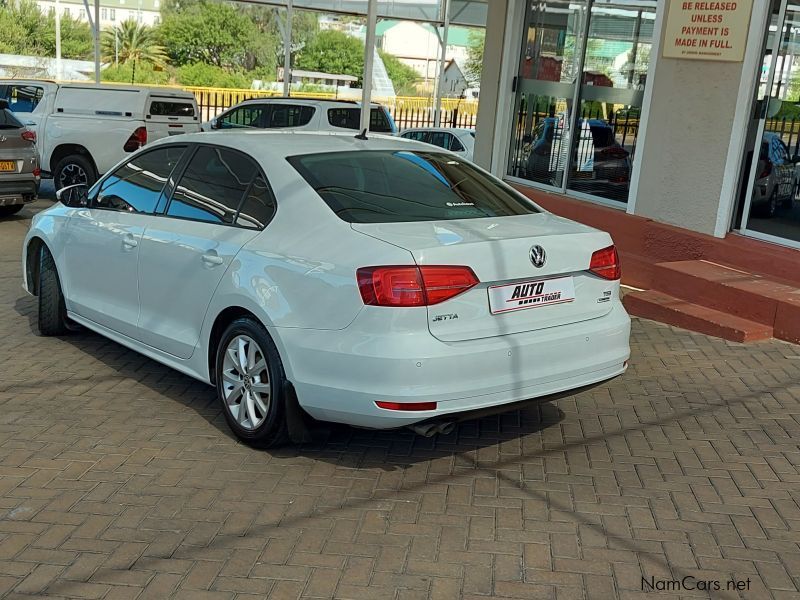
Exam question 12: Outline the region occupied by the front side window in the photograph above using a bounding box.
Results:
[268,104,315,128]
[450,136,465,152]
[219,105,267,129]
[288,150,538,224]
[427,131,454,150]
[96,146,186,213]
[401,131,428,142]
[167,146,256,224]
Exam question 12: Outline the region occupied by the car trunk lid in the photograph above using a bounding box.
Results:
[352,213,618,341]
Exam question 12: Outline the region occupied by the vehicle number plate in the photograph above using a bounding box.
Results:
[488,276,575,314]
[0,161,16,172]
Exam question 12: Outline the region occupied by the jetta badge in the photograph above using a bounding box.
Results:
[529,245,546,268]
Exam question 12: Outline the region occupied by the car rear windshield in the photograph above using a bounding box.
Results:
[287,150,539,223]
[149,100,196,117]
[327,108,394,133]
[0,109,23,129]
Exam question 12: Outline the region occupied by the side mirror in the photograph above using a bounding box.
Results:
[56,184,89,207]
[210,118,219,130]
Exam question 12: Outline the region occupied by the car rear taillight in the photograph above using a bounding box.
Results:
[357,265,479,307]
[375,401,437,411]
[33,167,41,177]
[123,127,147,152]
[21,130,36,143]
[589,245,621,280]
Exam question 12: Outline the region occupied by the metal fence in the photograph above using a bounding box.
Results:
[185,85,480,129]
[764,117,800,156]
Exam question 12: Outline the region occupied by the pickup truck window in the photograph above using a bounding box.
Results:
[0,85,44,113]
[149,100,196,118]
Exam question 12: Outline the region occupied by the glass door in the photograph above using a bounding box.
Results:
[738,0,800,247]
[507,0,590,191]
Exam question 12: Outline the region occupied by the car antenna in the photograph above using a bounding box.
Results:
[355,128,368,140]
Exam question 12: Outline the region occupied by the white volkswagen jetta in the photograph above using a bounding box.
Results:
[22,131,630,447]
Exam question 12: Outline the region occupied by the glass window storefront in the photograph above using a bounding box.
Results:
[737,0,800,247]
[507,0,657,205]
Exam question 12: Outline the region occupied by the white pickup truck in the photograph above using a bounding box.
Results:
[0,80,200,190]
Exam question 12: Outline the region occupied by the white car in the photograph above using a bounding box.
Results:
[201,97,397,135]
[400,127,475,161]
[23,131,630,447]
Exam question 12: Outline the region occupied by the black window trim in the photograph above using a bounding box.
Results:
[159,142,278,230]
[89,144,189,214]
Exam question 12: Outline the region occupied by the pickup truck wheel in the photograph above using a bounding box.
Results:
[54,155,96,191]
[37,246,71,336]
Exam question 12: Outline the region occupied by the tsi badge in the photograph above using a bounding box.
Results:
[529,245,546,268]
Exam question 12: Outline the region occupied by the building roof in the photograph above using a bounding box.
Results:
[54,0,161,10]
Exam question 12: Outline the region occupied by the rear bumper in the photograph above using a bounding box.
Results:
[279,302,631,428]
[0,175,39,205]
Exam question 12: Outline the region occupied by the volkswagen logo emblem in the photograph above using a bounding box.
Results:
[529,245,546,268]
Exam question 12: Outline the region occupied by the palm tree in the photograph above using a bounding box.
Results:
[101,20,167,83]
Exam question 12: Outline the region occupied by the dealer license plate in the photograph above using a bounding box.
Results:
[488,276,575,315]
[0,161,16,172]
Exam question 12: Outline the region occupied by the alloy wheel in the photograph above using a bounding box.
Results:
[58,163,88,189]
[221,335,271,430]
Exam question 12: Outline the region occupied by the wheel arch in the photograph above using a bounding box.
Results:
[25,236,48,296]
[50,143,98,178]
[207,306,273,385]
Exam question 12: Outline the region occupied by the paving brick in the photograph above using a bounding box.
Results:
[1,201,800,599]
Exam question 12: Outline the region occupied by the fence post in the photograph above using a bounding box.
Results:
[451,107,458,128]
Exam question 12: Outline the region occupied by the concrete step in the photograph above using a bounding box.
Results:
[623,290,774,343]
[650,260,800,343]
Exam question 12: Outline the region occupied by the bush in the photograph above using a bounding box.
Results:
[176,63,252,88]
[101,63,171,85]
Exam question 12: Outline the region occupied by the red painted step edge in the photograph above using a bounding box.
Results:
[623,290,774,343]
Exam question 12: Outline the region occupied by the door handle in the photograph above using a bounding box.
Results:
[122,234,138,250]
[201,252,224,266]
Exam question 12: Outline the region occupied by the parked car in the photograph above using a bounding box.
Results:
[752,132,796,217]
[400,127,475,161]
[522,117,631,201]
[0,80,200,190]
[0,99,39,217]
[201,97,397,135]
[23,131,630,447]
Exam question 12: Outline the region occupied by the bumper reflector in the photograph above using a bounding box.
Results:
[375,401,437,411]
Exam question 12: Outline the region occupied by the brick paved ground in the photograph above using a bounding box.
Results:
[1,200,799,600]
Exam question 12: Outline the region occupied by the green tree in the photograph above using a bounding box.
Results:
[295,29,364,83]
[0,0,92,59]
[176,63,251,88]
[159,1,259,69]
[379,52,419,95]
[465,29,484,86]
[102,20,167,82]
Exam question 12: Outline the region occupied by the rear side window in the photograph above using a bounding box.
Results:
[268,104,315,128]
[427,131,453,150]
[236,175,276,229]
[167,146,257,224]
[327,107,394,133]
[149,100,196,118]
[96,146,186,213]
[401,131,427,142]
[220,105,267,129]
[288,150,538,223]
[0,109,23,129]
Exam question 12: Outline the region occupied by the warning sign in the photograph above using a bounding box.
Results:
[662,1,753,62]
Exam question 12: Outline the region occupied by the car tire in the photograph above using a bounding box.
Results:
[37,246,71,336]
[215,317,290,448]
[0,205,23,217]
[54,154,96,191]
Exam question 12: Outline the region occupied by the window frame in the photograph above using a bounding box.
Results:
[159,142,278,230]
[218,103,269,129]
[89,144,188,214]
